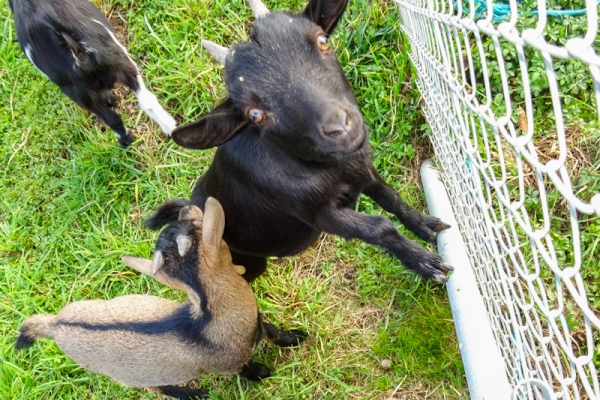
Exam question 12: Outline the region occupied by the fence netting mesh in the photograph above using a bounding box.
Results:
[395,0,600,397]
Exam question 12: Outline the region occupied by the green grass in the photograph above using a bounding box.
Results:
[0,0,467,398]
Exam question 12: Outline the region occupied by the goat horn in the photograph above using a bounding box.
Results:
[152,251,165,275]
[176,235,193,257]
[248,0,270,18]
[201,40,230,66]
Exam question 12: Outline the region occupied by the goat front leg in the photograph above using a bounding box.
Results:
[316,206,453,283]
[363,167,450,245]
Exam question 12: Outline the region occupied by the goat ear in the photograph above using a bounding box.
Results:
[201,197,226,265]
[60,32,89,64]
[122,256,192,292]
[121,256,175,288]
[303,0,349,34]
[171,99,248,150]
[179,205,204,221]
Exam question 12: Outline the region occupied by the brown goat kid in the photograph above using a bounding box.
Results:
[15,198,306,400]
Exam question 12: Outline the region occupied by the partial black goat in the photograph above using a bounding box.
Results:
[16,199,306,400]
[145,0,454,283]
[9,0,176,146]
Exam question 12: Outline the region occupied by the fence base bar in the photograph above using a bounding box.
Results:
[420,160,512,400]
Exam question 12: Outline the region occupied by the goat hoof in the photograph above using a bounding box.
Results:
[118,130,136,147]
[431,273,449,284]
[239,361,271,381]
[417,215,451,243]
[409,251,453,283]
[252,364,271,381]
[284,329,308,347]
[430,220,451,232]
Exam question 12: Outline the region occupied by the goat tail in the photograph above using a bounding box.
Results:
[15,314,57,350]
[143,199,191,230]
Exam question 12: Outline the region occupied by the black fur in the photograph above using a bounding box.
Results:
[14,332,36,350]
[147,0,453,283]
[9,0,139,145]
[144,199,191,230]
[158,385,210,399]
[263,323,307,347]
[238,361,271,381]
[151,218,213,345]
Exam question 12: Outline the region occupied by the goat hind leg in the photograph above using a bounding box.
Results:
[239,360,271,381]
[263,322,307,347]
[93,105,136,146]
[363,167,450,245]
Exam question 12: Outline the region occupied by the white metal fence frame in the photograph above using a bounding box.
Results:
[395,0,600,398]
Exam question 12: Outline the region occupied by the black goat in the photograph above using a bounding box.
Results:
[145,0,453,283]
[9,0,176,146]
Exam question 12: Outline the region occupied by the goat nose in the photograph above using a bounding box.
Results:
[322,109,351,139]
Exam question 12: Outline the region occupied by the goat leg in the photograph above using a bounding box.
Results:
[263,322,307,347]
[230,250,268,282]
[92,105,136,146]
[149,385,210,399]
[239,360,271,381]
[315,206,453,282]
[62,85,135,146]
[363,167,450,245]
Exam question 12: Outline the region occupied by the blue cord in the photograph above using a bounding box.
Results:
[463,0,599,21]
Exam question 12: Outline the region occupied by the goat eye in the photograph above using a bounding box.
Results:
[248,109,265,124]
[317,35,330,51]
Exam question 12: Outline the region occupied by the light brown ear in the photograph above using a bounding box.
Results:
[171,99,248,150]
[202,197,226,264]
[121,256,174,289]
[122,255,194,293]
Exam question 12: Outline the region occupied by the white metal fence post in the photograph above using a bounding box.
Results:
[421,160,513,400]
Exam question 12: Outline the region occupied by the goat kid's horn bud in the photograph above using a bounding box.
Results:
[248,0,270,18]
[176,235,193,257]
[152,251,165,275]
[201,40,230,66]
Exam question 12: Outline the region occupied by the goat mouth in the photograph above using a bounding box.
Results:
[345,124,369,154]
[347,126,368,154]
[323,125,369,160]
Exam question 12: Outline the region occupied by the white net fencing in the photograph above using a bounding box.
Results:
[395,0,600,398]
